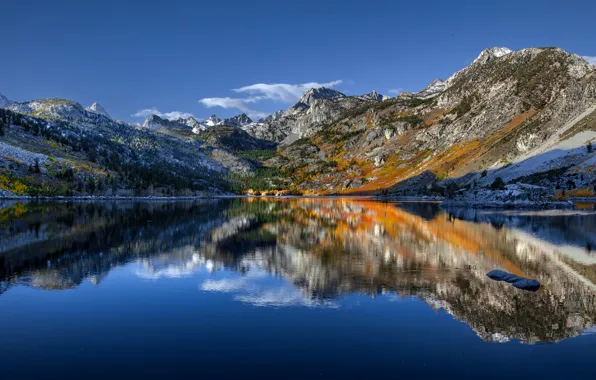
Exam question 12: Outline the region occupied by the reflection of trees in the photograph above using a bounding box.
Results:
[2,198,596,343]
[0,200,230,291]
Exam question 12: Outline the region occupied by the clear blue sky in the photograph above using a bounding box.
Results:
[2,0,595,122]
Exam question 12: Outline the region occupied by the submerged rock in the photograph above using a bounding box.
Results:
[486,270,541,292]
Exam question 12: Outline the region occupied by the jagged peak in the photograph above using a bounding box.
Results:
[203,114,222,126]
[360,90,388,101]
[86,102,111,119]
[414,78,446,99]
[289,87,346,113]
[472,47,514,65]
[221,113,253,127]
[260,109,286,123]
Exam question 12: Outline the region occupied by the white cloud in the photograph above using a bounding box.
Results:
[388,88,403,94]
[582,56,596,65]
[199,97,267,118]
[132,108,194,120]
[232,80,343,102]
[199,80,343,118]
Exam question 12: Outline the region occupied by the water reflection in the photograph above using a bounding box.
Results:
[1,198,596,343]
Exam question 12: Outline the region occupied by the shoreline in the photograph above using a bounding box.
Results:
[1,194,594,208]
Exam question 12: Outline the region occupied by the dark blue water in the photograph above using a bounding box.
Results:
[1,198,596,379]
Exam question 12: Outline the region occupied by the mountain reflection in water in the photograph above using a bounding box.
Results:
[1,198,596,344]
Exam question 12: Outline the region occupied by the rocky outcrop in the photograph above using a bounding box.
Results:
[221,113,252,127]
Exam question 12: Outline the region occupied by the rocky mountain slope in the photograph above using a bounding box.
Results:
[243,88,387,144]
[257,47,596,199]
[85,102,111,119]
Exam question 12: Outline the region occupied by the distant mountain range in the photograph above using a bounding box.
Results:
[1,46,595,201]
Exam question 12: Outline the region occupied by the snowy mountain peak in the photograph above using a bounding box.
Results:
[0,92,13,108]
[86,102,111,119]
[221,113,252,127]
[203,114,222,127]
[473,47,513,65]
[415,78,446,99]
[175,116,200,128]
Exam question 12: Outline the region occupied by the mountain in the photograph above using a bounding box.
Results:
[8,98,88,122]
[85,102,111,119]
[261,47,596,197]
[0,105,233,197]
[203,114,222,127]
[412,79,446,99]
[221,113,252,127]
[2,45,596,201]
[0,93,12,108]
[259,110,286,123]
[471,46,513,65]
[5,199,595,343]
[173,116,206,133]
[244,86,383,144]
[142,114,191,131]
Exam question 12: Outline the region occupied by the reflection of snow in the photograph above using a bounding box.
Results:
[134,253,214,279]
[200,268,338,308]
[489,333,510,343]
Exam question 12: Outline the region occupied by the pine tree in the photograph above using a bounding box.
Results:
[0,118,4,136]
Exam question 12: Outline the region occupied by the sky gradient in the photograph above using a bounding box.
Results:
[2,0,595,122]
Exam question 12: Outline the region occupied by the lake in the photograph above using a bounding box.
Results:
[1,198,596,379]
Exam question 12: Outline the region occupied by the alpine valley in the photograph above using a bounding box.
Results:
[1,46,595,206]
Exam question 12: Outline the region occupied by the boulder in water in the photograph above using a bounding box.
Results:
[486,270,540,292]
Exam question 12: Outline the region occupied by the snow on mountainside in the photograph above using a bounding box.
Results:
[0,93,13,108]
[85,102,111,119]
[289,87,346,114]
[203,115,222,127]
[472,47,513,65]
[413,79,446,99]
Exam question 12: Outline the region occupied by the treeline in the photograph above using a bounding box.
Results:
[0,108,228,195]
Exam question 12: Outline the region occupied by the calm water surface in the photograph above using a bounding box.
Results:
[1,198,596,379]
